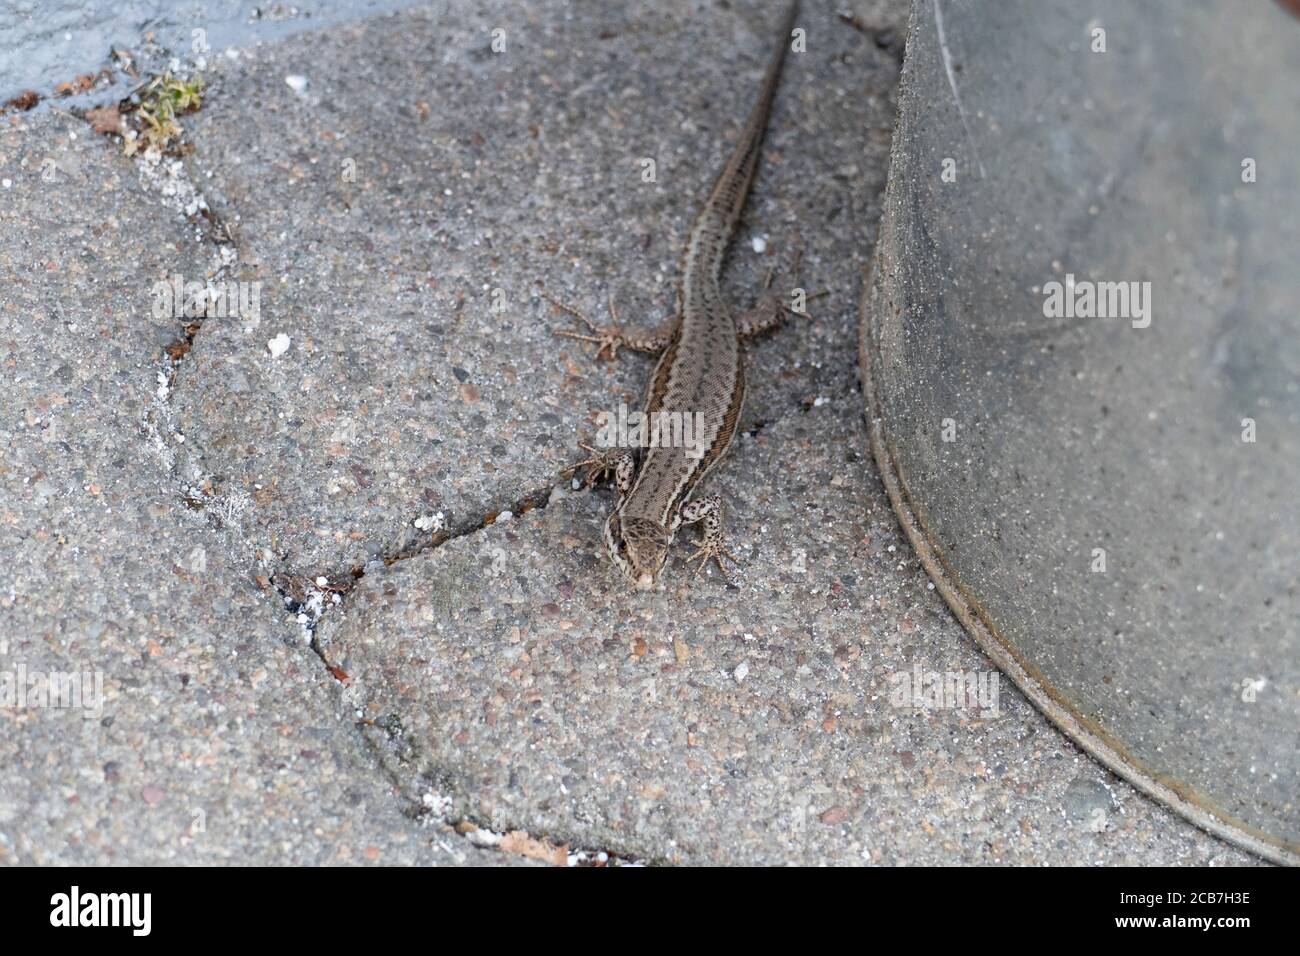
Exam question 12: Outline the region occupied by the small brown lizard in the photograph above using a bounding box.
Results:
[548,2,802,591]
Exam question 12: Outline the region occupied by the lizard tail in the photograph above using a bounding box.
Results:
[687,1,800,284]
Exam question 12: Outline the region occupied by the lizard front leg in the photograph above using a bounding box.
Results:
[542,291,677,360]
[562,443,637,498]
[735,291,795,339]
[679,493,741,578]
[736,257,828,339]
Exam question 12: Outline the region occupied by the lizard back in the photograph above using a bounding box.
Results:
[623,2,798,526]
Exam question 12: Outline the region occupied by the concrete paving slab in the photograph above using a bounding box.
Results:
[319,394,1255,865]
[0,111,505,865]
[167,0,903,572]
[1,0,1270,867]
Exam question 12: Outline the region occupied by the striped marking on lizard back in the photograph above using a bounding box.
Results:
[619,3,796,528]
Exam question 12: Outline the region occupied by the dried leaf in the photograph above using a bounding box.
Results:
[54,74,98,97]
[499,830,568,866]
[5,91,39,112]
[86,105,123,135]
[326,663,351,684]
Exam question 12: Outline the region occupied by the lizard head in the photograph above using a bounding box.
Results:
[604,512,671,591]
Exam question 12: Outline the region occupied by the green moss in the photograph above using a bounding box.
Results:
[124,74,204,156]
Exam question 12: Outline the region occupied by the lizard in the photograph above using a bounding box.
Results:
[545,1,803,592]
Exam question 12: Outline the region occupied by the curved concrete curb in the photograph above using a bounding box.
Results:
[860,272,1297,866]
[859,0,1299,866]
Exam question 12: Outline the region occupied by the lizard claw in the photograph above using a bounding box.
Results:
[555,325,626,361]
[561,442,617,488]
[686,539,741,578]
[542,292,627,361]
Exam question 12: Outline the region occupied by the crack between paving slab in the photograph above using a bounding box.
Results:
[268,480,560,657]
[11,84,284,628]
[44,60,555,867]
[283,383,823,644]
[23,22,836,868]
[354,707,647,867]
[364,376,850,570]
[67,55,641,867]
[283,377,854,650]
[58,18,891,865]
[264,521,652,866]
[385,482,557,567]
[59,66,249,529]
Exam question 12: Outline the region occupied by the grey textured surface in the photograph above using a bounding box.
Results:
[0,111,503,865]
[167,0,899,573]
[0,0,1271,865]
[321,392,1252,865]
[864,0,1298,860]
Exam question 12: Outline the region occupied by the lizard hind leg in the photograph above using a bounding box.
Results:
[679,493,741,578]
